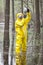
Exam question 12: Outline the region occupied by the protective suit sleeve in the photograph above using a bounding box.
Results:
[24,12,31,24]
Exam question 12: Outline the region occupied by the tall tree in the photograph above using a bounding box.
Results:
[3,0,10,65]
[11,0,15,65]
[40,0,43,27]
[33,0,40,65]
[38,38,43,65]
[21,0,23,13]
[38,0,43,65]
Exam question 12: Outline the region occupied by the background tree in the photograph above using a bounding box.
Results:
[40,0,43,27]
[38,0,43,65]
[33,0,40,65]
[3,0,10,65]
[11,0,15,65]
[21,0,23,13]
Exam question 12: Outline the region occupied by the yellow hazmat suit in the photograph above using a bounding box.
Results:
[21,12,31,65]
[15,11,31,65]
[15,13,25,65]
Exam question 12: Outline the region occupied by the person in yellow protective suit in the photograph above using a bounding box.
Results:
[15,13,25,65]
[15,8,31,65]
[21,8,31,65]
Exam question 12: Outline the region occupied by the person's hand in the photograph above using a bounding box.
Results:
[27,8,29,12]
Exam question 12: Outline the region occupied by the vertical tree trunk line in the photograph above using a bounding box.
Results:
[21,0,23,13]
[3,0,10,65]
[37,0,43,65]
[33,0,40,65]
[11,0,15,65]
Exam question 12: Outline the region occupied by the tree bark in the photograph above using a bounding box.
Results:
[38,0,43,65]
[11,0,15,65]
[3,0,10,65]
[33,0,40,65]
[21,0,23,13]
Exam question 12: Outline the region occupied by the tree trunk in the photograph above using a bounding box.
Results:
[38,40,43,65]
[21,0,23,13]
[38,0,43,65]
[41,0,43,27]
[11,0,15,65]
[3,0,10,65]
[33,0,40,65]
